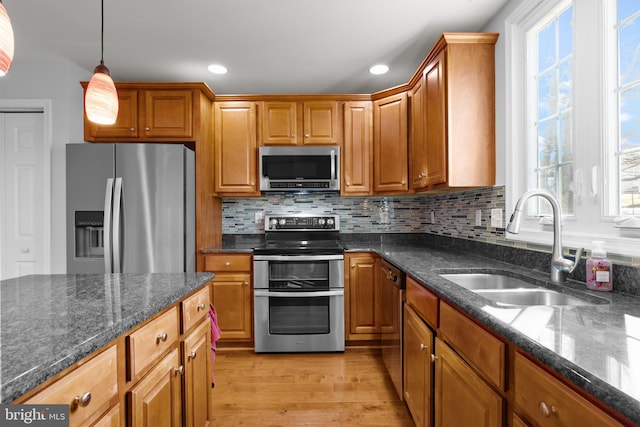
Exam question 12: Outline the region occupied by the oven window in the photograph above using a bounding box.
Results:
[268,261,330,291]
[269,296,330,335]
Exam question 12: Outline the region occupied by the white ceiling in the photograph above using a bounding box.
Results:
[7,0,510,95]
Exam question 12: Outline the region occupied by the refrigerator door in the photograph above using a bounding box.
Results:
[66,144,115,274]
[114,144,190,273]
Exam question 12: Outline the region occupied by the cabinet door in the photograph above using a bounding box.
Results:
[346,253,379,339]
[403,305,434,427]
[144,90,193,139]
[91,404,121,427]
[262,101,297,145]
[373,92,408,193]
[129,348,182,427]
[85,88,139,140]
[303,101,339,145]
[211,273,253,340]
[424,50,447,188]
[435,338,503,427]
[409,76,428,190]
[183,321,212,427]
[214,101,258,194]
[342,101,372,195]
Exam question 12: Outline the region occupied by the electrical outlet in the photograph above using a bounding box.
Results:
[490,208,503,228]
[431,211,435,223]
[475,210,482,226]
[254,211,264,224]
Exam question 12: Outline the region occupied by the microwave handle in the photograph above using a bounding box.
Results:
[331,149,336,180]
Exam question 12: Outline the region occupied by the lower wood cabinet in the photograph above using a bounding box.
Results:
[205,254,253,342]
[403,304,435,427]
[182,320,213,427]
[514,352,623,427]
[434,337,503,427]
[129,348,183,427]
[344,252,380,341]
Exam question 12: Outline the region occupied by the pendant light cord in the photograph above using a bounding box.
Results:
[100,0,105,65]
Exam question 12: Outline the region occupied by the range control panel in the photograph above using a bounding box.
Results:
[265,215,340,231]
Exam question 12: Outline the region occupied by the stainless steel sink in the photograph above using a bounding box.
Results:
[440,273,608,307]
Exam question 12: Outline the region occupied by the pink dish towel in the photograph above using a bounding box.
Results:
[209,303,222,386]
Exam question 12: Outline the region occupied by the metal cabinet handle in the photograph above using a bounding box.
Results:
[420,343,427,350]
[174,365,184,375]
[145,127,150,131]
[304,134,310,138]
[243,281,249,286]
[130,128,135,132]
[538,401,557,418]
[225,261,231,266]
[188,351,197,360]
[430,354,437,362]
[197,303,206,311]
[157,332,168,343]
[73,392,92,408]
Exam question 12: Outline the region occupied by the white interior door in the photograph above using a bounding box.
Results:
[0,112,46,280]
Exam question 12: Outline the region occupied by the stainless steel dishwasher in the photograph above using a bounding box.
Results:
[380,259,405,400]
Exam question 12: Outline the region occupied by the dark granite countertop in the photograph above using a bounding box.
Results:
[0,272,214,404]
[216,233,640,423]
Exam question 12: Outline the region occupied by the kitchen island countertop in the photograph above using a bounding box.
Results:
[0,272,214,403]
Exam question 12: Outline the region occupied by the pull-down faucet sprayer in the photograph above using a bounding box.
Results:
[507,190,584,284]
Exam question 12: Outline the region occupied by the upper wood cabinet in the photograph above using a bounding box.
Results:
[373,92,408,194]
[261,100,340,145]
[342,101,373,196]
[214,101,259,195]
[409,76,428,190]
[82,83,214,142]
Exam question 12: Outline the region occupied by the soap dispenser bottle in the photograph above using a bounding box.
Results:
[586,240,613,292]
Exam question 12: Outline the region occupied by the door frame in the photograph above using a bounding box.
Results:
[0,99,53,277]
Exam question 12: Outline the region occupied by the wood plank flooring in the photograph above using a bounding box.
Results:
[211,348,416,426]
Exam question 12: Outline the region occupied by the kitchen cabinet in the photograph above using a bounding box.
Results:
[342,101,373,196]
[261,100,340,146]
[344,252,380,341]
[129,348,183,427]
[205,254,253,342]
[82,85,200,142]
[404,304,435,427]
[514,352,623,427]
[182,320,212,427]
[421,33,498,191]
[434,337,503,427]
[373,92,408,194]
[409,73,428,190]
[214,101,259,195]
[25,345,119,427]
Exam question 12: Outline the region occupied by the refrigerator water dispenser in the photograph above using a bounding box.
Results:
[74,211,104,258]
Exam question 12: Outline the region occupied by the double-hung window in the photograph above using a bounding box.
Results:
[507,0,640,258]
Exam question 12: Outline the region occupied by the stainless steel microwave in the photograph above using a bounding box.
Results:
[259,146,340,192]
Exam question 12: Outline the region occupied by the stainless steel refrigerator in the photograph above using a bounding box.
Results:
[66,143,195,274]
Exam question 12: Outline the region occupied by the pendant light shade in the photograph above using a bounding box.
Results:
[85,0,118,125]
[0,0,14,77]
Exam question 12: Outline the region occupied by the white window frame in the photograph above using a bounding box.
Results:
[505,0,640,258]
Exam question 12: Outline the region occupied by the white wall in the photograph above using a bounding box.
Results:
[0,57,91,273]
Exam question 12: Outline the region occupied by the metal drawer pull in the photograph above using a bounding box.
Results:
[156,332,168,343]
[73,392,92,408]
[197,303,206,311]
[174,365,184,375]
[538,401,557,418]
[188,351,197,360]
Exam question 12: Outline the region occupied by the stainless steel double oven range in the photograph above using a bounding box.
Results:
[253,214,345,353]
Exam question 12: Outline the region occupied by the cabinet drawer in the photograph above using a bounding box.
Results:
[128,307,179,379]
[26,345,118,427]
[406,276,439,328]
[205,254,252,272]
[182,286,210,333]
[514,353,623,427]
[439,302,505,390]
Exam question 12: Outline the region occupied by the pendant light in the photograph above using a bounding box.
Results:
[0,0,14,76]
[85,0,118,125]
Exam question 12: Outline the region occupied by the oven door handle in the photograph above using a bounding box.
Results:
[253,254,344,262]
[254,290,344,298]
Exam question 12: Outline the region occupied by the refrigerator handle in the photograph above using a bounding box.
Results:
[103,178,114,274]
[113,177,124,274]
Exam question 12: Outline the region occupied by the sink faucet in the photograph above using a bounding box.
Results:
[506,190,583,284]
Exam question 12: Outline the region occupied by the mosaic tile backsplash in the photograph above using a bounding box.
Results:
[222,186,507,243]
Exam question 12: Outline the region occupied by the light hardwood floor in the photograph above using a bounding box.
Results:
[211,348,416,426]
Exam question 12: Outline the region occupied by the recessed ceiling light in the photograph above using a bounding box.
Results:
[369,64,389,75]
[208,64,228,75]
